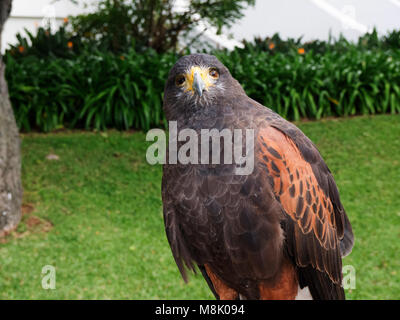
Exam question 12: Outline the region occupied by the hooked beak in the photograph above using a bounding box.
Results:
[193,70,206,97]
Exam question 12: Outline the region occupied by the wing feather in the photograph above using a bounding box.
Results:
[257,125,353,298]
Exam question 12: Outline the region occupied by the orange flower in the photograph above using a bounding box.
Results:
[18,46,25,53]
[63,17,69,24]
[298,48,305,55]
[120,55,125,60]
[67,41,73,49]
[268,42,275,50]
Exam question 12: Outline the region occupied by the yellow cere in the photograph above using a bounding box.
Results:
[184,66,214,93]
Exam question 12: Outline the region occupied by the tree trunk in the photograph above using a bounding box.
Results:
[0,0,22,236]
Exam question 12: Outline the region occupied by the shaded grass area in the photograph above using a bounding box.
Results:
[0,114,399,299]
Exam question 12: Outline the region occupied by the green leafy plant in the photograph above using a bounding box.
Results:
[5,28,400,132]
[5,46,177,132]
[216,43,400,120]
[6,24,83,59]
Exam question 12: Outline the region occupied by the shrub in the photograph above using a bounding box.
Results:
[4,28,400,132]
[70,0,255,54]
[244,29,400,56]
[216,44,400,120]
[6,25,84,60]
[5,47,178,132]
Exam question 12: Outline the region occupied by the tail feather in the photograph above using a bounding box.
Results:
[298,266,345,300]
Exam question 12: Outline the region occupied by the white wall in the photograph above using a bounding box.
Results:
[229,0,400,42]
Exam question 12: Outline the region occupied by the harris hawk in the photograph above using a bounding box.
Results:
[161,54,354,300]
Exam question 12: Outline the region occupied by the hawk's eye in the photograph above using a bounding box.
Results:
[209,68,219,79]
[175,74,186,87]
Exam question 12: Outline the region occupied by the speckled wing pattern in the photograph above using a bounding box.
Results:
[257,113,354,299]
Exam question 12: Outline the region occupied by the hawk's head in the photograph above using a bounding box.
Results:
[163,54,243,120]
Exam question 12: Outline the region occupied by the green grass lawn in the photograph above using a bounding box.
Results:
[0,114,399,299]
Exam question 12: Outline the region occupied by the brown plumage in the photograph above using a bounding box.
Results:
[162,54,354,300]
